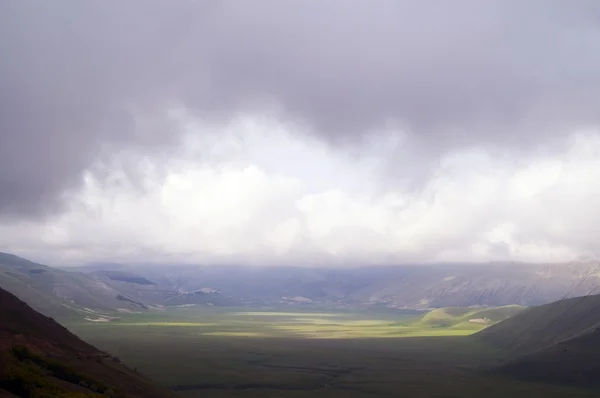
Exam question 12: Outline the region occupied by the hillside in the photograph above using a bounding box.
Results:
[396,305,526,334]
[475,294,600,355]
[0,253,153,318]
[86,270,178,308]
[0,287,178,397]
[495,328,600,388]
[474,293,600,388]
[418,305,525,329]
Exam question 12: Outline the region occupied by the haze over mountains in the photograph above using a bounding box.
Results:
[5,250,600,393]
[2,252,599,319]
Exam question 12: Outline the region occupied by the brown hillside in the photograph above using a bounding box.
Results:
[0,287,178,398]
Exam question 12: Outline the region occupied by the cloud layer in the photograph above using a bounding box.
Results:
[3,1,600,217]
[2,115,599,265]
[2,1,600,264]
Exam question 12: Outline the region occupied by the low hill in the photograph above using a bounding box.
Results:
[0,286,177,397]
[416,305,525,330]
[475,294,600,355]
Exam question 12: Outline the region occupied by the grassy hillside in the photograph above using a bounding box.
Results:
[88,270,179,306]
[475,294,600,355]
[411,305,525,331]
[0,253,80,318]
[0,253,150,319]
[0,287,178,398]
[474,293,600,388]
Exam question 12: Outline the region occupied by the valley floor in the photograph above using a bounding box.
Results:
[65,307,599,398]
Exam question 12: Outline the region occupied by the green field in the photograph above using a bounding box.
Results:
[65,306,598,397]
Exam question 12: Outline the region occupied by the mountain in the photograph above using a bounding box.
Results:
[85,261,600,309]
[0,286,178,397]
[85,270,178,308]
[4,251,600,317]
[0,253,154,318]
[475,293,600,388]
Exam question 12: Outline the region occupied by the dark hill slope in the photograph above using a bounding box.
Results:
[0,284,95,352]
[475,293,600,355]
[0,287,178,398]
[495,328,600,388]
[474,293,600,388]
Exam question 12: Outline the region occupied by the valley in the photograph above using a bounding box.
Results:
[3,252,600,397]
[4,4,600,397]
[65,306,595,398]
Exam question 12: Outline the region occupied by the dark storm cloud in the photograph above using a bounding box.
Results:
[2,0,600,217]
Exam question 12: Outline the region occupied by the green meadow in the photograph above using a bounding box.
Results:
[72,306,506,339]
[65,306,597,398]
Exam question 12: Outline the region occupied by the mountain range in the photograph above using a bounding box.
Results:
[123,261,597,308]
[3,251,600,391]
[2,252,600,319]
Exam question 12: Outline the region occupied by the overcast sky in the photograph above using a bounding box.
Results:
[2,1,600,265]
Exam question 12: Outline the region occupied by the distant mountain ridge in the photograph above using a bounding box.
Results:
[3,252,600,319]
[79,260,600,309]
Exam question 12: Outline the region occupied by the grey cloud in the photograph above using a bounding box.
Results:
[2,0,600,217]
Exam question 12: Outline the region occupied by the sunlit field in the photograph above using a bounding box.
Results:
[73,308,479,339]
[64,306,598,398]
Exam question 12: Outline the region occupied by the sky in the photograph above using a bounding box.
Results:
[2,1,600,265]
